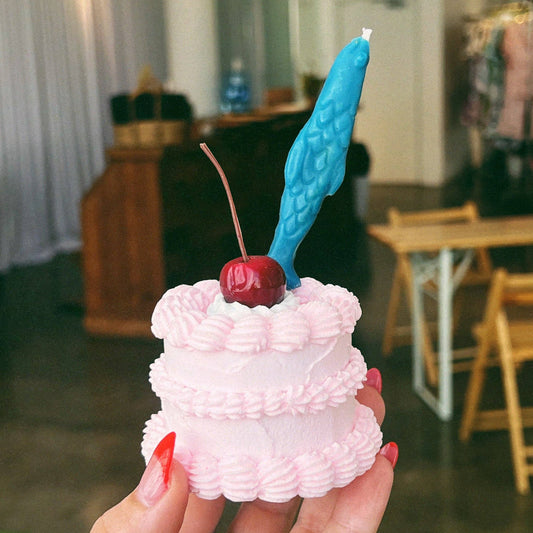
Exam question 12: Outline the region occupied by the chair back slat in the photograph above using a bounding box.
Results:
[388,201,478,226]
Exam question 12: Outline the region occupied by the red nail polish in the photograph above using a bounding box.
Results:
[138,432,176,506]
[366,367,382,394]
[379,442,399,469]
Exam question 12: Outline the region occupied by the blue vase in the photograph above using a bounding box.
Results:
[220,58,250,114]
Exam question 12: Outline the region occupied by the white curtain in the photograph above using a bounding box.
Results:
[0,0,166,272]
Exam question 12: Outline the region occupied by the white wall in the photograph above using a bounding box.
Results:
[264,1,293,88]
[289,0,491,186]
[415,1,445,187]
[164,0,220,117]
[337,2,423,185]
[294,0,442,185]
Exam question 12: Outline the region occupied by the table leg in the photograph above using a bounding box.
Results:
[438,247,453,420]
[412,254,425,394]
[411,248,454,421]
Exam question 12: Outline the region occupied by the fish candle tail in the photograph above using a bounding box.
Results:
[268,30,371,290]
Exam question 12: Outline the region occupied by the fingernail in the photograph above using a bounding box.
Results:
[366,367,382,394]
[138,432,176,506]
[379,442,399,469]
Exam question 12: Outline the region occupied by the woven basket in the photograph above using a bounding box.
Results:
[136,120,162,147]
[111,66,191,148]
[114,120,190,148]
[161,120,189,145]
[113,124,138,147]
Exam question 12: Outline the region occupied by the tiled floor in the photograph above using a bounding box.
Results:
[1,176,533,532]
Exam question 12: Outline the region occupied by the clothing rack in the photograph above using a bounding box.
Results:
[463,1,532,189]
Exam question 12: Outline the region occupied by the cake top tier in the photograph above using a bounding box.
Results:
[151,277,361,352]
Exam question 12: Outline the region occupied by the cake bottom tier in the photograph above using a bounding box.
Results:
[141,403,382,503]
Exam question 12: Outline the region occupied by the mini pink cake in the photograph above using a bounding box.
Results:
[142,30,379,503]
[141,277,382,503]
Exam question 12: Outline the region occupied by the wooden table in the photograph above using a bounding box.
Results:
[368,215,533,420]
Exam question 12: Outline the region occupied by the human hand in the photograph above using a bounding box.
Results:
[91,368,396,533]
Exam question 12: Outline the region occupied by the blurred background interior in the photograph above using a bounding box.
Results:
[1,0,533,531]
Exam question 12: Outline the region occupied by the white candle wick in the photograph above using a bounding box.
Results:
[362,28,372,41]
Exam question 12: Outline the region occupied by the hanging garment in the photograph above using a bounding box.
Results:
[461,25,506,134]
[497,20,533,140]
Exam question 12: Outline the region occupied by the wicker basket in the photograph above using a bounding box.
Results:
[113,124,138,147]
[136,120,162,147]
[111,66,191,148]
[113,120,190,148]
[161,120,189,145]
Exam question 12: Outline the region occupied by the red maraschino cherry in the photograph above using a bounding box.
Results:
[200,143,286,308]
[219,255,286,307]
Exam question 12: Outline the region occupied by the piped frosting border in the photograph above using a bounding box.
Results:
[141,403,382,503]
[150,346,367,419]
[151,278,362,352]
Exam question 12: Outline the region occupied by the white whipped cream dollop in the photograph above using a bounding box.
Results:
[207,291,299,319]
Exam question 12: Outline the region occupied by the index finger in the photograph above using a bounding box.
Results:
[357,383,385,425]
[178,494,226,533]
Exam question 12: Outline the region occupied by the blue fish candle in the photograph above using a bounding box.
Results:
[268,29,372,289]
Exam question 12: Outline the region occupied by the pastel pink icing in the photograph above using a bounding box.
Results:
[142,277,382,502]
[142,403,381,503]
[149,346,367,419]
[151,278,362,352]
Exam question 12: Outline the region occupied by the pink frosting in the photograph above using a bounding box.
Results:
[151,278,362,352]
[144,276,380,503]
[150,347,367,419]
[141,403,382,503]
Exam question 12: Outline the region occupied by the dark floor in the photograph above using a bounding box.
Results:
[1,169,533,532]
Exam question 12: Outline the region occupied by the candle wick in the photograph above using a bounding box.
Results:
[362,28,372,41]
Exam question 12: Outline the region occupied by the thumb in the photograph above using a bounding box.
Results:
[91,432,189,533]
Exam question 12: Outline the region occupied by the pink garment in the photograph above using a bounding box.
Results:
[497,21,533,140]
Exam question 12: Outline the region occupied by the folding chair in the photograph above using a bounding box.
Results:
[382,202,492,385]
[460,268,533,494]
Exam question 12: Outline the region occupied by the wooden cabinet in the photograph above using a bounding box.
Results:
[81,110,311,336]
[82,148,166,336]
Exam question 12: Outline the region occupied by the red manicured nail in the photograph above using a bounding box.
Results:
[138,432,176,506]
[366,367,382,394]
[379,442,399,469]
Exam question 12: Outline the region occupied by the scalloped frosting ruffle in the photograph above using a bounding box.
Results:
[151,278,362,351]
[150,347,367,419]
[141,403,382,503]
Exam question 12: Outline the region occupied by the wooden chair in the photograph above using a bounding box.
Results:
[382,202,493,385]
[459,268,533,494]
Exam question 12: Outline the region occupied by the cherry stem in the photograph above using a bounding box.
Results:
[200,143,249,262]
